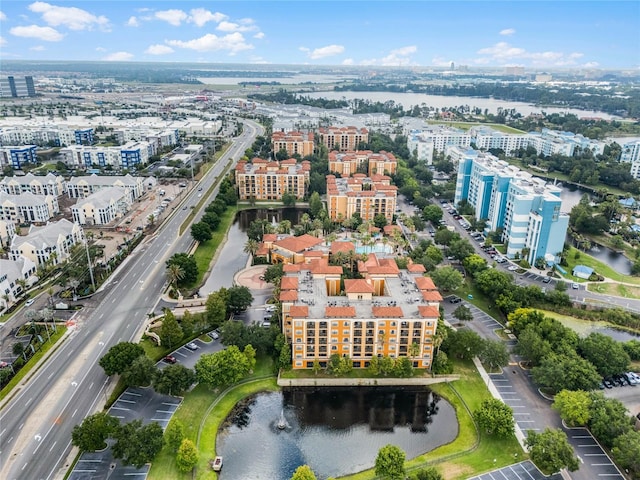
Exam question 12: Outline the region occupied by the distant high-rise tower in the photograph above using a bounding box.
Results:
[0,76,36,98]
[450,61,455,71]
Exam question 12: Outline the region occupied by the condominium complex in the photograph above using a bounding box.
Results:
[0,76,36,98]
[455,149,569,264]
[71,187,132,225]
[0,192,59,224]
[0,146,38,169]
[326,174,397,223]
[271,131,314,158]
[408,126,471,163]
[0,126,75,147]
[468,126,529,154]
[0,173,65,197]
[61,140,155,169]
[235,158,311,201]
[526,128,605,157]
[10,219,84,267]
[620,141,640,179]
[0,257,38,312]
[328,150,397,177]
[318,126,369,152]
[66,174,145,201]
[273,243,440,370]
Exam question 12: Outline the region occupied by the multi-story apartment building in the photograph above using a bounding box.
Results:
[326,174,397,223]
[469,126,529,154]
[277,247,440,370]
[74,128,95,145]
[329,150,397,177]
[526,128,605,157]
[0,76,36,98]
[0,192,59,224]
[235,158,310,201]
[0,257,38,311]
[71,187,131,225]
[10,219,84,267]
[60,140,155,169]
[66,174,144,202]
[407,126,472,163]
[0,146,38,169]
[0,173,65,197]
[620,141,640,179]
[271,131,314,158]
[0,126,75,147]
[114,128,180,149]
[318,126,369,152]
[455,149,568,264]
[0,219,17,247]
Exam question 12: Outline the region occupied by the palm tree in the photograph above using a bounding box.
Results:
[244,239,259,258]
[166,264,184,290]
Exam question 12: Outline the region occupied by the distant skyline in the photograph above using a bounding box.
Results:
[0,1,638,70]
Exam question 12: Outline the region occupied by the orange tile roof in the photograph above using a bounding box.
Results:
[372,306,404,318]
[421,290,444,302]
[274,234,323,253]
[344,279,375,294]
[256,245,269,256]
[418,305,440,318]
[304,250,324,257]
[383,225,401,235]
[283,264,301,272]
[309,260,342,275]
[289,306,309,317]
[325,306,356,318]
[279,290,298,301]
[262,233,277,242]
[415,276,437,291]
[280,277,299,290]
[407,263,426,273]
[330,241,355,254]
[366,258,400,275]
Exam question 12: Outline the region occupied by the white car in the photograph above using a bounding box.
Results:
[185,342,199,351]
[25,299,35,306]
[507,265,519,271]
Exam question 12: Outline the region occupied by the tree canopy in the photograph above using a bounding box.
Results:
[474,398,515,437]
[166,253,198,286]
[153,364,196,396]
[525,428,579,474]
[290,465,318,480]
[194,345,251,388]
[71,412,120,452]
[112,420,165,468]
[374,444,406,480]
[99,342,145,376]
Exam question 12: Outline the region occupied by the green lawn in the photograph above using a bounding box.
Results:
[588,282,640,299]
[424,120,526,134]
[456,279,506,323]
[563,246,640,285]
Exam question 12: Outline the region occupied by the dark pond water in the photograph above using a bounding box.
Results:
[216,387,457,480]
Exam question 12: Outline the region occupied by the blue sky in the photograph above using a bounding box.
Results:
[0,1,638,69]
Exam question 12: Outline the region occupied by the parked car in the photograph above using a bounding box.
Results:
[542,276,551,283]
[507,265,519,271]
[24,299,35,307]
[207,331,220,340]
[163,355,177,364]
[572,283,579,289]
[449,296,462,304]
[185,342,199,351]
[602,378,614,388]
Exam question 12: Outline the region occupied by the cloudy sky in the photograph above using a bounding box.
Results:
[0,1,638,68]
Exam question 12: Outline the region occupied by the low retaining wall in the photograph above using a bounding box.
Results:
[276,375,460,387]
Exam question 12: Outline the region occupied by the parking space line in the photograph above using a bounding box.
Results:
[116,399,136,404]
[122,391,141,397]
[583,453,607,456]
[109,406,130,411]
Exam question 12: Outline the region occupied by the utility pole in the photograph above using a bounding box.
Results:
[85,237,96,292]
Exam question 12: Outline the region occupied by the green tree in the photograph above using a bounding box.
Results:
[205,291,228,328]
[452,304,473,322]
[166,263,184,291]
[588,393,633,448]
[578,332,630,378]
[282,191,297,206]
[552,390,592,427]
[112,420,165,468]
[194,345,250,388]
[262,263,285,284]
[393,356,413,377]
[160,310,183,349]
[164,419,185,452]
[176,438,199,472]
[166,253,198,285]
[433,228,456,246]
[375,444,406,480]
[475,269,513,299]
[422,205,443,224]
[474,398,514,437]
[71,412,120,452]
[290,464,318,480]
[409,467,444,480]
[308,191,324,219]
[430,266,463,291]
[448,238,474,261]
[227,285,254,313]
[122,355,157,387]
[373,213,388,229]
[191,221,212,242]
[479,339,510,371]
[442,328,483,360]
[462,254,488,277]
[243,344,257,372]
[153,364,196,396]
[99,342,145,376]
[532,352,601,393]
[612,431,640,478]
[525,428,579,474]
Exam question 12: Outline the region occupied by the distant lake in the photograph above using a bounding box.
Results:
[305,91,620,119]
[198,73,358,85]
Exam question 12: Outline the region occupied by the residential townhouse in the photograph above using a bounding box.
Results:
[328,150,397,177]
[0,219,17,247]
[0,173,65,197]
[271,131,315,158]
[71,187,132,225]
[235,158,311,201]
[0,191,59,224]
[276,247,440,370]
[66,174,145,202]
[318,126,369,152]
[9,219,84,267]
[0,257,38,311]
[0,145,38,169]
[326,174,397,223]
[454,149,568,264]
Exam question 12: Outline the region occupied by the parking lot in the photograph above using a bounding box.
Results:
[468,460,561,480]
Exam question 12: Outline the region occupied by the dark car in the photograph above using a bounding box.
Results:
[163,355,177,364]
[602,378,614,388]
[449,296,462,304]
[542,276,551,283]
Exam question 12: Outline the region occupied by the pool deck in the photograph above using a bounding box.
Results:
[277,375,460,387]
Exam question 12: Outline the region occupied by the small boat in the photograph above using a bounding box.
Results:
[212,456,223,472]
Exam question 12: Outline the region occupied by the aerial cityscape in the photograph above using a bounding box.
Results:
[1,2,640,480]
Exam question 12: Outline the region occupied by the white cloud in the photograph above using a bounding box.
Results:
[188,8,226,27]
[103,51,133,61]
[308,44,345,59]
[145,44,174,55]
[30,45,45,51]
[10,25,64,42]
[499,28,516,36]
[28,1,109,31]
[476,42,589,67]
[166,32,253,54]
[253,32,264,39]
[95,46,106,52]
[361,45,418,66]
[217,20,257,33]
[249,55,269,64]
[0,11,6,21]
[583,61,600,68]
[155,9,188,26]
[126,16,139,27]
[342,58,354,65]
[0,36,6,46]
[431,56,454,67]
[299,47,310,53]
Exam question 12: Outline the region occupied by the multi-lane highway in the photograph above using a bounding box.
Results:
[0,120,262,480]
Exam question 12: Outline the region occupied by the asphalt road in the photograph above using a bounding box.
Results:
[0,120,262,480]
